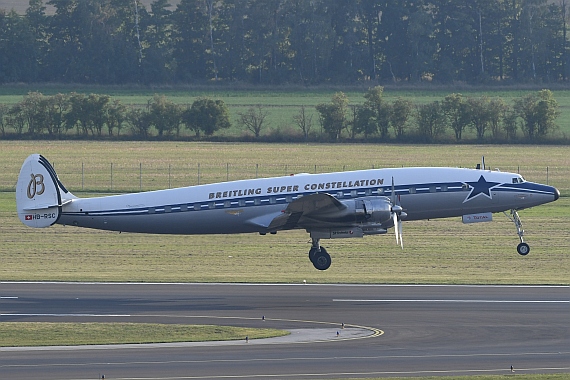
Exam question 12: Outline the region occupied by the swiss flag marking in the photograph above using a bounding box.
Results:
[25,215,33,220]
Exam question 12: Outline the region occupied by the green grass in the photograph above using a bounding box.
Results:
[346,376,570,380]
[1,85,570,139]
[0,322,287,346]
[1,142,568,284]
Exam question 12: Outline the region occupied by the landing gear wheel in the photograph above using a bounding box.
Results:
[312,248,331,271]
[517,242,530,256]
[308,247,318,264]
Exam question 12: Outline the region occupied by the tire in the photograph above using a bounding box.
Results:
[517,242,530,256]
[312,248,331,271]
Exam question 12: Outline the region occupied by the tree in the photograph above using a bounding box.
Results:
[0,104,8,136]
[390,97,413,139]
[488,98,508,138]
[467,96,492,140]
[148,94,182,137]
[416,101,447,142]
[514,89,560,139]
[442,93,471,141]
[363,86,392,139]
[316,92,349,140]
[238,105,268,138]
[183,97,231,137]
[106,100,127,136]
[44,93,70,137]
[127,107,153,138]
[292,105,313,140]
[353,106,377,138]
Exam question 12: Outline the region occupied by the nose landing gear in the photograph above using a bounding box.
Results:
[505,209,530,256]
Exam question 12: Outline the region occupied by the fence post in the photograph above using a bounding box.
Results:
[110,163,113,191]
[139,163,142,191]
[82,162,84,191]
[226,163,229,181]
[198,163,201,185]
[547,166,549,185]
[169,164,171,189]
[255,163,258,178]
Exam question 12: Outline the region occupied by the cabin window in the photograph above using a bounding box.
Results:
[351,190,357,197]
[270,197,276,204]
[336,191,344,198]
[239,199,246,207]
[165,206,172,213]
[377,188,384,195]
[365,189,372,196]
[254,198,261,206]
[429,186,436,193]
[286,195,292,203]
[462,183,470,190]
[441,185,448,192]
[208,202,215,209]
[181,204,188,211]
[148,207,155,214]
[193,204,200,211]
[409,187,416,194]
[224,200,231,208]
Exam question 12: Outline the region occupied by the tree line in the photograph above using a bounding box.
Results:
[0,87,560,142]
[1,0,570,85]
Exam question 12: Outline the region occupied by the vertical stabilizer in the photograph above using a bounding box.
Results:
[16,154,76,228]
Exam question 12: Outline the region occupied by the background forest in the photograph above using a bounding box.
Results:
[1,0,570,85]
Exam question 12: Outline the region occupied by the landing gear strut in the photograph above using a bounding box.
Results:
[309,238,331,270]
[505,209,530,256]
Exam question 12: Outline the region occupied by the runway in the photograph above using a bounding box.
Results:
[1,282,569,380]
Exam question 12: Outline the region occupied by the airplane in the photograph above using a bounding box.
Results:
[16,154,560,271]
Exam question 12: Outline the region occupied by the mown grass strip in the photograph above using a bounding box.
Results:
[0,322,288,347]
[346,375,570,380]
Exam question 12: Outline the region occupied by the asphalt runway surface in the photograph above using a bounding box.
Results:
[1,282,569,380]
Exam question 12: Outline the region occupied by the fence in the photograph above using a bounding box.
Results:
[2,162,568,194]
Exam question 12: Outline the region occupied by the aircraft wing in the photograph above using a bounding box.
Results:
[267,193,346,231]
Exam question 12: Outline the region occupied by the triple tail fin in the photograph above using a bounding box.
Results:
[16,154,76,228]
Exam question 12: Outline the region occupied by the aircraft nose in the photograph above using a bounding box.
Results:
[554,187,560,201]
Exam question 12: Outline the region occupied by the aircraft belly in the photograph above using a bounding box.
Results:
[58,207,275,235]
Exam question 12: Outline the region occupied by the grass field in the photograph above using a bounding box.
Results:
[1,85,569,140]
[0,322,287,346]
[1,141,568,284]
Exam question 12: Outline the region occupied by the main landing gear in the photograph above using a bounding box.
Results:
[505,209,530,256]
[309,237,331,270]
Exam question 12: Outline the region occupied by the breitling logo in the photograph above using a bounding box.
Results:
[463,175,500,203]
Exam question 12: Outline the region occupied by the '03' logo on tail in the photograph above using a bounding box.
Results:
[27,173,45,198]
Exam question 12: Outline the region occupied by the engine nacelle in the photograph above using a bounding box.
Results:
[341,196,393,224]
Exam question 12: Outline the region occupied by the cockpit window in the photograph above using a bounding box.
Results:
[512,177,524,184]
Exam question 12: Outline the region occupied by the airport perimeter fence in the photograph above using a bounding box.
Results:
[2,162,569,194]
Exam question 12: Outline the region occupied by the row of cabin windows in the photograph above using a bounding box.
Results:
[147,184,466,214]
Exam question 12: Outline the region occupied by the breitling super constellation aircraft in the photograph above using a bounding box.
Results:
[17,154,559,270]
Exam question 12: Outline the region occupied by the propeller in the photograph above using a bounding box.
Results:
[390,177,404,249]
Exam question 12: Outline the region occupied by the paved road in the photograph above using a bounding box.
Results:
[1,282,569,380]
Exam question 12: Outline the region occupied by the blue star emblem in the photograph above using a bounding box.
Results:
[463,175,500,203]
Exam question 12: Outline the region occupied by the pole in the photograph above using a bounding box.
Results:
[111,163,113,191]
[139,163,142,191]
[82,162,84,191]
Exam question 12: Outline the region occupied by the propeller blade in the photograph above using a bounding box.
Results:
[393,211,399,245]
[398,220,403,249]
[391,176,404,249]
[391,177,396,205]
